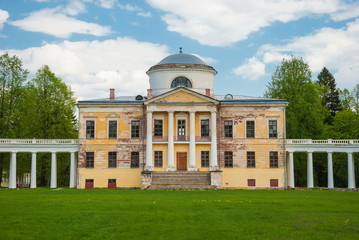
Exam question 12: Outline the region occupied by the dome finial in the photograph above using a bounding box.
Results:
[179,47,182,53]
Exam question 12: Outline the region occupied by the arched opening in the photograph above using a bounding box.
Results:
[171,77,192,88]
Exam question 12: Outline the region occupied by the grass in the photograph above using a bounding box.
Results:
[0,188,358,240]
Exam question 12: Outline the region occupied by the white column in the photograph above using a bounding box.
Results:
[188,111,197,171]
[50,152,57,188]
[210,110,219,171]
[9,152,17,189]
[30,152,37,188]
[288,151,295,188]
[145,110,153,171]
[166,111,175,171]
[307,151,314,188]
[69,151,76,188]
[327,151,334,188]
[348,152,355,188]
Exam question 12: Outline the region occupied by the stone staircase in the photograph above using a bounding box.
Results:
[149,171,216,190]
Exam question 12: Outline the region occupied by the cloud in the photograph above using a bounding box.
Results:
[233,19,359,90]
[1,38,169,100]
[232,57,266,80]
[137,12,152,18]
[146,0,358,47]
[95,0,117,9]
[0,9,9,30]
[10,8,112,38]
[62,0,87,16]
[118,3,141,11]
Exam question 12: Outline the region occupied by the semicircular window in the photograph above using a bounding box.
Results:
[171,77,192,88]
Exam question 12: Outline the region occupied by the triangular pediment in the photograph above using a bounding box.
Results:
[145,87,218,105]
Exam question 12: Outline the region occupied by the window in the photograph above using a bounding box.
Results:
[270,151,278,168]
[85,179,94,189]
[108,179,116,189]
[86,152,94,168]
[108,152,117,168]
[224,151,233,168]
[154,151,163,167]
[269,120,277,138]
[154,120,163,137]
[248,179,256,187]
[171,76,192,88]
[131,121,140,138]
[224,121,233,138]
[177,120,186,140]
[201,119,209,137]
[201,151,209,167]
[86,120,95,139]
[246,121,255,138]
[131,152,140,168]
[270,179,278,187]
[247,152,255,168]
[108,120,117,139]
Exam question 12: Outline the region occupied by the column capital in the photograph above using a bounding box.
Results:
[167,110,174,114]
[288,150,294,153]
[327,151,333,154]
[210,110,217,113]
[346,151,353,154]
[307,150,313,153]
[146,110,153,114]
[11,151,18,154]
[189,110,196,113]
[31,151,37,154]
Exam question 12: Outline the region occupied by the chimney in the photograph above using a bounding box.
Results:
[147,89,153,99]
[109,88,115,99]
[205,88,211,97]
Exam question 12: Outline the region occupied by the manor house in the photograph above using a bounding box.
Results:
[76,50,288,189]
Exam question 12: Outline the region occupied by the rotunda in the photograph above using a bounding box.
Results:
[146,49,217,97]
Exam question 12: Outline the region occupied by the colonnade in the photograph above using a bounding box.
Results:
[8,151,77,189]
[287,151,356,188]
[144,110,219,171]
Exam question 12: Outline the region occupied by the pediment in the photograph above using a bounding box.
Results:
[145,87,218,105]
[106,113,120,118]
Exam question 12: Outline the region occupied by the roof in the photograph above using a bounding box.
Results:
[77,93,287,105]
[147,52,217,73]
[155,53,209,66]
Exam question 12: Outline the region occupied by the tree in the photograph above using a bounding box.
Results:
[21,65,77,186]
[265,56,325,139]
[339,88,354,111]
[0,53,29,186]
[352,83,359,114]
[317,67,342,124]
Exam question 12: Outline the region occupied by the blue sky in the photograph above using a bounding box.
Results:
[0,0,358,100]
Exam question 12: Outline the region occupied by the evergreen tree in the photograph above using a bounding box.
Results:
[317,67,342,124]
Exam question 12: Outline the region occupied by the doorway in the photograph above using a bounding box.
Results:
[177,152,187,171]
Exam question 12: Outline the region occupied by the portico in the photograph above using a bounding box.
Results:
[144,89,219,172]
[286,139,359,189]
[0,139,78,189]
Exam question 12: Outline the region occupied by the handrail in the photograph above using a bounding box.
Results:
[285,139,359,144]
[0,139,78,144]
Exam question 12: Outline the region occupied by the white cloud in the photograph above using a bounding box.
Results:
[118,3,141,11]
[0,9,9,30]
[10,8,112,38]
[1,38,169,100]
[62,0,87,16]
[95,0,117,9]
[235,19,359,90]
[137,12,152,18]
[146,0,358,47]
[232,57,266,80]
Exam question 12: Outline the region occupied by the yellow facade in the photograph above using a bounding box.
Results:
[77,89,287,189]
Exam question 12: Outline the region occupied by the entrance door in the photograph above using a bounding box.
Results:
[177,152,187,171]
[108,179,116,189]
[177,120,186,141]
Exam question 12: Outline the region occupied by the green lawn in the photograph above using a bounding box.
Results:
[0,188,358,240]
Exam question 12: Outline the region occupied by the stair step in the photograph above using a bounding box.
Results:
[148,184,217,190]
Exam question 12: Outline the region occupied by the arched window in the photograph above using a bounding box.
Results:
[171,77,192,88]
